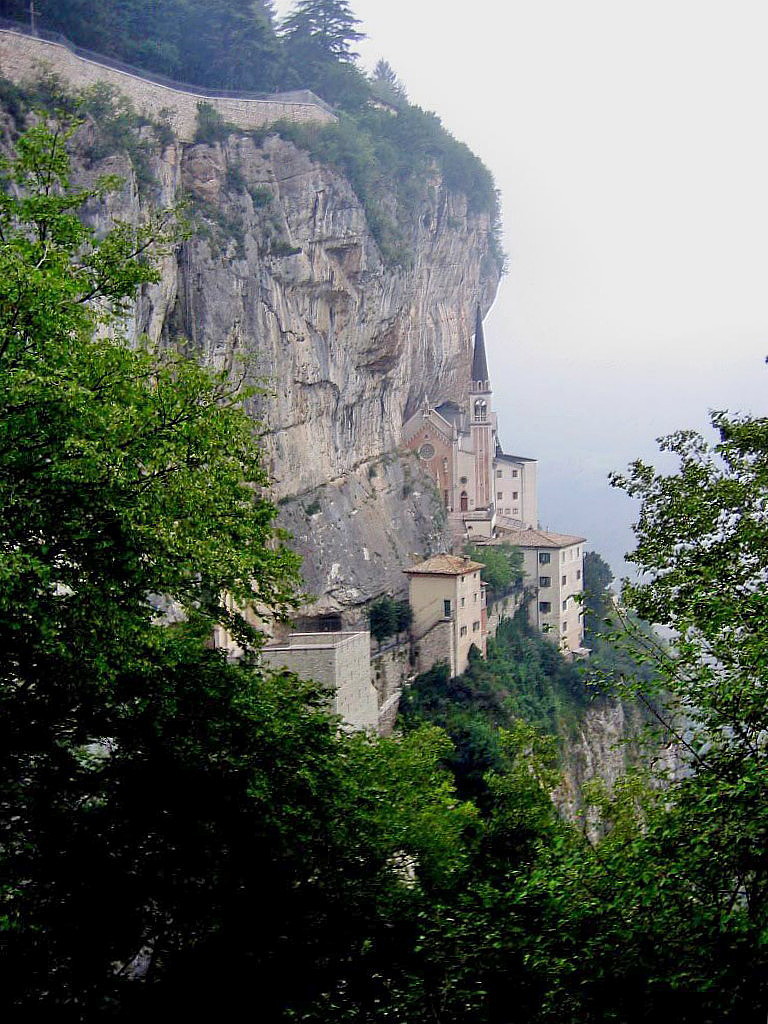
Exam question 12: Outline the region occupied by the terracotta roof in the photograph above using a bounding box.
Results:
[494,526,586,549]
[404,554,486,576]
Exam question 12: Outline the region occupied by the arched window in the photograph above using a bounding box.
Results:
[460,491,469,512]
[473,399,487,422]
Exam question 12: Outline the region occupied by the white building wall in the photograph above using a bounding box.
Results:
[492,458,538,528]
[522,543,585,653]
[521,462,538,528]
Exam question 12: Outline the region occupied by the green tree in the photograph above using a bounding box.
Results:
[370,58,407,107]
[611,412,768,925]
[513,409,768,1023]
[582,549,614,645]
[367,594,398,643]
[280,0,365,62]
[394,597,413,634]
[464,541,523,594]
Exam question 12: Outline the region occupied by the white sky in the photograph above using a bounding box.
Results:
[277,0,768,576]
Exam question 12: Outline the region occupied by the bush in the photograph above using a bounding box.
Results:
[194,101,235,144]
[367,596,412,644]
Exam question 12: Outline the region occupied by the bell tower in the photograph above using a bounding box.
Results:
[469,306,496,511]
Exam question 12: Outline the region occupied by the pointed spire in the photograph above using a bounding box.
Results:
[471,305,490,387]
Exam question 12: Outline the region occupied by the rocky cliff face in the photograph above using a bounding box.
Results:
[68,123,500,615]
[555,697,682,832]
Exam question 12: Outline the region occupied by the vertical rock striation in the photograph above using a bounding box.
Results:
[67,124,500,613]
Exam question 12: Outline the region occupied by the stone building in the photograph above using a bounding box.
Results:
[404,554,487,677]
[261,631,379,732]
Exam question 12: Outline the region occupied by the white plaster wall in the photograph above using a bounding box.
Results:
[522,543,584,652]
[521,461,538,528]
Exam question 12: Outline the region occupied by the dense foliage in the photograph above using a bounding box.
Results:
[367,595,412,644]
[465,540,524,594]
[400,612,592,804]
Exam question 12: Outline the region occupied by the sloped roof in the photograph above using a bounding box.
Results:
[495,526,586,549]
[404,554,486,576]
[496,452,537,464]
[435,400,463,428]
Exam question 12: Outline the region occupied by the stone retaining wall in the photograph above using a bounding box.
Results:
[0,28,336,141]
[371,644,412,736]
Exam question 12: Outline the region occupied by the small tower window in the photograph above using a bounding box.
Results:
[473,399,487,422]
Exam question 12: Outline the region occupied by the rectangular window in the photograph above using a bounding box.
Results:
[460,625,467,636]
[496,469,503,478]
[512,491,518,499]
[577,569,582,580]
[539,601,551,614]
[472,621,480,632]
[497,491,503,501]
[539,552,551,564]
[539,576,551,587]
[562,600,568,611]
[443,599,451,617]
[512,470,518,477]
[562,575,567,586]
[461,596,465,607]
[562,621,568,633]
[512,507,519,515]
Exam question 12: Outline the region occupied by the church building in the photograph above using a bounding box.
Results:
[402,308,586,655]
[402,307,538,542]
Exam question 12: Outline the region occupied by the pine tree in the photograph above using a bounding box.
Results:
[280,0,365,62]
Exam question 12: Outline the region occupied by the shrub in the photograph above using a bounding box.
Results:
[194,101,235,144]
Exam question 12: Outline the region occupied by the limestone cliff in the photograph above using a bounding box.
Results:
[64,121,500,615]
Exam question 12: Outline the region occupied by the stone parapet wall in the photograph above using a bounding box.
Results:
[413,618,454,678]
[0,28,336,141]
[262,632,378,732]
[371,644,412,736]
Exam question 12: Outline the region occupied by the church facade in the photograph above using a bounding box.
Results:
[402,308,538,541]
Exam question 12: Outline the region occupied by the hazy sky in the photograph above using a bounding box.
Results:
[279,0,768,577]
